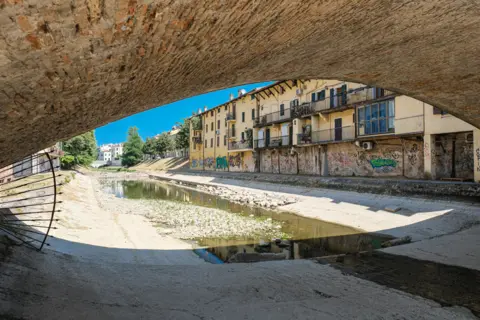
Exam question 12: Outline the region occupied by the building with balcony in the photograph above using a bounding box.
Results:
[188,78,479,181]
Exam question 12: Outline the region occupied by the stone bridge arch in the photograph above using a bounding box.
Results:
[1,0,480,166]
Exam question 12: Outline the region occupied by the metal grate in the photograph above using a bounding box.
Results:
[0,151,61,251]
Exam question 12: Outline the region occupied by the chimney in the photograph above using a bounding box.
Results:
[204,106,207,112]
[229,93,234,101]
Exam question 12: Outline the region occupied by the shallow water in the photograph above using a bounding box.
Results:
[101,179,391,262]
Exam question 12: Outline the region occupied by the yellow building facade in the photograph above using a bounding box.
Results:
[189,79,480,182]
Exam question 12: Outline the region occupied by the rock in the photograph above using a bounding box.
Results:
[381,236,412,248]
[384,205,402,213]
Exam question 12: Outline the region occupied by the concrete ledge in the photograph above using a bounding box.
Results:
[156,171,480,199]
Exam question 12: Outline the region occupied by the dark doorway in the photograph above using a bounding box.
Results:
[266,128,271,147]
[334,118,342,141]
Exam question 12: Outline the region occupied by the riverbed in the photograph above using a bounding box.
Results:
[99,179,391,262]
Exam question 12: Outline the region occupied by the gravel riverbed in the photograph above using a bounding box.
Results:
[94,178,285,240]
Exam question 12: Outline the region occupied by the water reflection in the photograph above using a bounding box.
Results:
[101,179,391,262]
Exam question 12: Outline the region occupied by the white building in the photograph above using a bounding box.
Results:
[97,143,124,165]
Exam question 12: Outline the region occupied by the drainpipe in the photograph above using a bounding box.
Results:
[202,116,205,171]
[214,110,217,171]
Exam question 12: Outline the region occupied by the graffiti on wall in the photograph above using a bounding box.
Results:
[216,156,228,170]
[191,159,199,168]
[407,143,419,166]
[477,148,480,172]
[229,153,242,168]
[205,157,214,169]
[370,158,397,169]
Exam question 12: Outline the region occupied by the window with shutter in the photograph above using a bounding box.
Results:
[330,88,335,108]
[280,104,285,116]
[319,90,325,101]
[252,109,255,120]
[341,84,347,105]
[242,112,245,122]
[311,92,316,102]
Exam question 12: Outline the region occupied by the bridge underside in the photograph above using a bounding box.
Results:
[1,0,480,166]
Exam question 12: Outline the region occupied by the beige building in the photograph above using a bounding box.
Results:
[189,79,480,182]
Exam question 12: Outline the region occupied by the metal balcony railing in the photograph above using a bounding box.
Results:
[192,136,202,144]
[254,135,291,148]
[311,126,355,143]
[297,133,312,145]
[288,86,397,119]
[254,108,292,127]
[228,140,253,150]
[357,115,424,137]
[226,112,236,121]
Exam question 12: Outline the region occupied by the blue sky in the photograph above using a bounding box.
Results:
[95,81,273,145]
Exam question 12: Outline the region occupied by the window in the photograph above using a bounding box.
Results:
[225,105,227,111]
[205,140,207,147]
[357,99,395,136]
[217,136,220,147]
[218,108,220,113]
[433,106,448,115]
[211,122,213,131]
[217,120,220,130]
[225,119,227,127]
[372,87,385,99]
[224,135,227,146]
[242,112,245,122]
[251,94,255,100]
[280,104,285,116]
[210,111,214,116]
[289,99,299,108]
[252,109,255,120]
[206,124,208,132]
[241,132,245,141]
[210,138,213,148]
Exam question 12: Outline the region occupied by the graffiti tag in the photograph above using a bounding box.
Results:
[476,148,480,172]
[370,158,397,169]
[191,159,198,168]
[205,157,214,168]
[216,156,228,170]
[229,154,242,168]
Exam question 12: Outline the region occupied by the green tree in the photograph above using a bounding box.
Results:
[155,132,172,157]
[175,118,192,150]
[60,131,97,169]
[122,127,144,167]
[142,137,156,158]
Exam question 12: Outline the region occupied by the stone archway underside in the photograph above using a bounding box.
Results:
[1,0,480,167]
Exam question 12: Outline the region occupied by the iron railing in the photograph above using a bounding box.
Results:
[297,133,312,145]
[226,112,236,121]
[311,126,355,143]
[228,140,253,150]
[289,86,397,118]
[357,115,424,137]
[192,136,202,144]
[254,135,291,148]
[254,108,292,127]
[0,150,61,251]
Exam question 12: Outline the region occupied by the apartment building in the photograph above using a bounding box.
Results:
[189,79,480,182]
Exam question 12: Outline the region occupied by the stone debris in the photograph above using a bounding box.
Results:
[196,184,297,209]
[95,179,284,240]
[381,236,412,248]
[384,205,402,213]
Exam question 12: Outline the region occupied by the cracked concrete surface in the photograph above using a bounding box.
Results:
[0,247,477,320]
